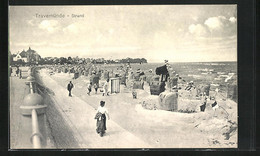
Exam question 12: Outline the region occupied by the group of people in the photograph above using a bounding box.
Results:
[67,79,110,97]
[87,82,97,95]
[10,66,22,78]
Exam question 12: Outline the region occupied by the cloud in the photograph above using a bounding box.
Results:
[178,28,183,32]
[63,23,79,34]
[38,20,59,33]
[188,24,207,36]
[204,16,227,31]
[27,20,35,26]
[15,42,47,47]
[192,16,198,22]
[90,46,141,52]
[49,42,89,48]
[62,22,93,34]
[229,17,237,23]
[189,16,237,37]
[108,28,114,34]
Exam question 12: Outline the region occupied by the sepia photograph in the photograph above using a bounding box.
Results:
[9,5,238,149]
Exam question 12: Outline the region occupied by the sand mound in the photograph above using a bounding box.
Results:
[178,99,201,113]
[140,95,159,110]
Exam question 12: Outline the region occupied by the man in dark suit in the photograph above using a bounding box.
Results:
[67,81,74,97]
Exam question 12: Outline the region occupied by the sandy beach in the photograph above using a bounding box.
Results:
[35,68,237,148]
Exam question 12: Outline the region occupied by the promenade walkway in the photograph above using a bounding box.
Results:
[39,70,150,148]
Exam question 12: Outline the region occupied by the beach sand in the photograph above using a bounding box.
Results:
[37,68,237,148]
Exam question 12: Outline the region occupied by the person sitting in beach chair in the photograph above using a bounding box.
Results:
[87,82,92,95]
[185,81,195,91]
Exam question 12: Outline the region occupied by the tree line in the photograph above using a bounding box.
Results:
[10,56,148,65]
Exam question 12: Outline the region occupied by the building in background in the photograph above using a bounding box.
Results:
[13,49,27,62]
[12,47,41,64]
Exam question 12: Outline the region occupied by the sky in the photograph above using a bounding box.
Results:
[9,5,237,63]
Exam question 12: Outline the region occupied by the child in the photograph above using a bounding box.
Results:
[200,95,207,112]
[93,83,98,94]
[87,82,92,95]
[132,90,137,99]
[103,79,109,96]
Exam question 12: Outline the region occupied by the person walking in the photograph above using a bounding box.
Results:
[87,82,92,95]
[95,101,110,137]
[67,81,74,97]
[10,66,12,77]
[19,69,22,79]
[16,67,19,77]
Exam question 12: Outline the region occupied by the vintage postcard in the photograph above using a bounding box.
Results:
[9,5,237,149]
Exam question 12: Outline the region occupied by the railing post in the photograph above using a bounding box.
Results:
[29,82,34,94]
[20,66,47,149]
[31,109,41,148]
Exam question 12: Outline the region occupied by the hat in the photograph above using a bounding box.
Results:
[100,100,105,106]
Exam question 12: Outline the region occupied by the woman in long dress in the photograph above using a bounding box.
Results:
[96,101,110,137]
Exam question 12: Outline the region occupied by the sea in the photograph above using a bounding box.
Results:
[129,61,237,92]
